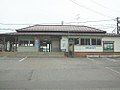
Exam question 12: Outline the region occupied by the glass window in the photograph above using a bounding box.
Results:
[19,40,34,46]
[74,38,79,45]
[91,39,96,45]
[86,38,90,45]
[81,38,84,45]
[92,38,101,45]
[80,38,90,45]
[97,39,101,45]
[69,38,74,42]
[24,41,28,46]
[79,38,101,45]
[103,42,114,52]
[0,38,3,44]
[30,41,34,46]
[19,40,24,46]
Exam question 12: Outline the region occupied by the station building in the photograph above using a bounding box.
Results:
[0,25,120,57]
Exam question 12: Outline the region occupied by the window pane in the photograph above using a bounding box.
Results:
[30,41,34,46]
[80,38,90,45]
[97,39,101,45]
[81,38,84,45]
[69,38,74,42]
[24,41,28,46]
[19,40,23,46]
[103,43,114,52]
[19,40,29,46]
[86,39,90,45]
[92,39,96,45]
[75,38,79,45]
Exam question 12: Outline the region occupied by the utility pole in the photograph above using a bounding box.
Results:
[61,21,64,25]
[117,17,120,34]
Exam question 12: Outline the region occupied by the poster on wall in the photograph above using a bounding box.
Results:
[61,39,67,51]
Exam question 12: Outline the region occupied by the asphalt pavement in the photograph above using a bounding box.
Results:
[0,57,120,90]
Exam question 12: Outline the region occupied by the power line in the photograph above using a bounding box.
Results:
[69,0,114,18]
[0,23,34,25]
[0,22,62,25]
[0,28,15,31]
[65,19,115,24]
[89,0,120,13]
[0,19,116,31]
[0,19,115,25]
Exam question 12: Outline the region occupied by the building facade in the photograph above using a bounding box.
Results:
[0,25,120,57]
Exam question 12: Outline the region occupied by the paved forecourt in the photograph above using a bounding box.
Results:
[0,57,120,90]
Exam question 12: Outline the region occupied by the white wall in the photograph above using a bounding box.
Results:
[74,45,103,52]
[61,36,120,53]
[103,37,120,52]
[74,36,120,52]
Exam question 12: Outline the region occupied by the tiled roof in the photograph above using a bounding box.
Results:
[16,25,106,33]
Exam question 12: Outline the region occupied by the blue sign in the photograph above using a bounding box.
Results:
[85,46,96,49]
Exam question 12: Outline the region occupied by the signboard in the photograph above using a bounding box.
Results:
[85,46,96,49]
[103,42,114,51]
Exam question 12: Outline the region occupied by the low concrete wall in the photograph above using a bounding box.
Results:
[0,52,65,58]
[17,46,38,52]
[74,52,120,57]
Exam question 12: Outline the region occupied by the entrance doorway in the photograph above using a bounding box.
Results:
[39,41,51,52]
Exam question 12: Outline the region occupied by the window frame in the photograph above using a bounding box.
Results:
[74,38,79,45]
[80,38,91,45]
[79,38,101,46]
[103,41,114,52]
[91,38,102,46]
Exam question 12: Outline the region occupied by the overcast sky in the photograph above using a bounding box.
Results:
[0,0,120,33]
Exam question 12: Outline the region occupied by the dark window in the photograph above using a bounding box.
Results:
[19,40,24,46]
[80,38,90,45]
[69,38,74,42]
[86,38,90,45]
[19,40,34,46]
[30,41,34,46]
[24,41,28,46]
[0,38,3,44]
[74,38,79,45]
[97,39,101,45]
[81,38,84,45]
[92,38,101,45]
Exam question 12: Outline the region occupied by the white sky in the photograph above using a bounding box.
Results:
[0,0,120,33]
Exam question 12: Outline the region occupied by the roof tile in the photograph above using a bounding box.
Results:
[16,25,106,33]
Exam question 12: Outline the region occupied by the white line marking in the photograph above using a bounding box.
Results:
[105,58,117,62]
[87,57,94,61]
[19,56,27,62]
[105,67,120,74]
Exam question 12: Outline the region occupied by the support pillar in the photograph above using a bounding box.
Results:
[3,37,6,51]
[15,36,17,51]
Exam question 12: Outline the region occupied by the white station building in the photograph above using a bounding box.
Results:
[0,25,120,57]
